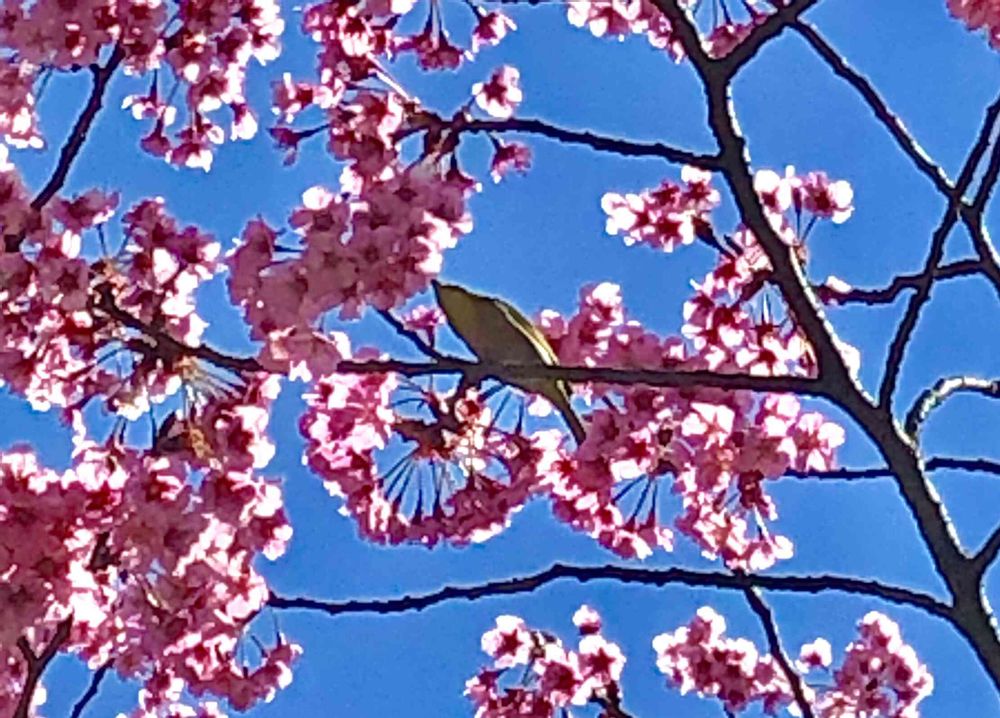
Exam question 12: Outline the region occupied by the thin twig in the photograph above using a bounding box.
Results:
[459,117,721,167]
[791,21,952,195]
[69,663,112,718]
[740,585,815,718]
[268,563,952,620]
[31,46,125,212]
[815,259,983,306]
[785,455,1000,481]
[904,376,1000,437]
[877,95,1000,409]
[377,309,444,360]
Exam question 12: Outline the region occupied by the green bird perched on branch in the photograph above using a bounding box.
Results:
[432,280,587,444]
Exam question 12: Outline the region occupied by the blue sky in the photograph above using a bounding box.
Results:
[5,0,1000,716]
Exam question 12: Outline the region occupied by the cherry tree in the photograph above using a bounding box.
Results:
[0,0,997,716]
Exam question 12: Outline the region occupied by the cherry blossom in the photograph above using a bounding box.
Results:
[949,0,1000,48]
[467,606,627,717]
[653,606,796,714]
[472,66,523,120]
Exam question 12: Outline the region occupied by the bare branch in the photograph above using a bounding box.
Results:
[14,619,72,718]
[791,22,952,195]
[963,219,1000,299]
[741,585,815,718]
[785,455,1000,481]
[973,129,1000,213]
[268,563,952,620]
[877,96,1000,409]
[70,663,112,718]
[815,259,983,306]
[928,456,1000,476]
[337,358,830,397]
[31,46,125,212]
[791,20,1000,301]
[960,131,1000,299]
[594,695,637,718]
[459,117,720,167]
[905,376,1000,437]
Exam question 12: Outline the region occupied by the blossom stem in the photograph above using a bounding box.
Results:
[740,585,815,718]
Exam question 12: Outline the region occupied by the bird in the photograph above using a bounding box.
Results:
[432,280,586,443]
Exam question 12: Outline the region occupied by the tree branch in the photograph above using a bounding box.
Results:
[650,0,1000,687]
[791,21,952,195]
[904,376,1000,437]
[94,287,263,374]
[268,563,952,620]
[13,619,72,718]
[740,585,815,718]
[459,117,721,167]
[815,259,983,306]
[876,96,1000,410]
[720,0,823,76]
[792,19,1000,300]
[69,663,111,718]
[337,358,830,397]
[31,45,125,212]
[973,525,1000,579]
[785,455,1000,481]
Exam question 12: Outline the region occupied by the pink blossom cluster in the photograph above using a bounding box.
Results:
[0,1,281,165]
[601,166,721,253]
[603,166,853,257]
[809,612,934,717]
[127,0,283,169]
[466,606,627,717]
[754,167,855,233]
[92,197,221,418]
[471,66,523,120]
[0,426,298,717]
[653,606,795,713]
[269,0,522,184]
[226,168,473,375]
[0,59,41,149]
[534,271,843,567]
[949,0,1000,49]
[0,185,226,419]
[0,170,117,411]
[566,0,688,58]
[566,0,788,60]
[654,607,933,717]
[301,365,555,546]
